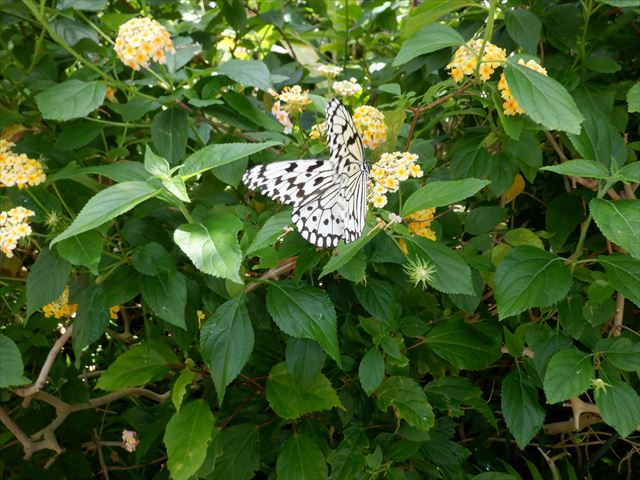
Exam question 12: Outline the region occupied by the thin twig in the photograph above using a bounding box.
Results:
[610,292,626,337]
[244,257,297,293]
[0,407,34,459]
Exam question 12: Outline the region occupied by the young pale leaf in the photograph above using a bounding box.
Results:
[266,281,340,365]
[174,214,243,283]
[543,348,593,404]
[200,296,254,404]
[328,427,369,480]
[96,342,178,391]
[139,273,187,329]
[595,379,640,438]
[425,318,501,370]
[401,179,490,217]
[0,334,29,387]
[495,246,572,320]
[276,433,328,480]
[266,362,342,419]
[540,160,610,179]
[246,209,292,255]
[393,23,464,66]
[208,424,260,480]
[590,199,640,259]
[164,399,214,480]
[505,9,541,54]
[151,107,189,165]
[319,225,380,278]
[217,59,273,91]
[56,230,103,275]
[504,62,583,134]
[359,347,385,395]
[501,371,545,449]
[143,145,170,176]
[598,254,640,307]
[35,80,106,121]
[377,376,435,431]
[172,368,195,412]
[26,248,71,317]
[50,181,160,246]
[180,141,280,178]
[71,284,109,358]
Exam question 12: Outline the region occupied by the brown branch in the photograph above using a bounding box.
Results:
[0,407,34,459]
[500,345,534,358]
[244,256,297,293]
[609,291,625,337]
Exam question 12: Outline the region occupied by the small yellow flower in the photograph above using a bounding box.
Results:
[367,152,423,208]
[106,87,118,103]
[122,429,140,453]
[309,122,326,140]
[0,206,36,258]
[114,17,175,71]
[0,139,46,189]
[447,39,506,82]
[352,106,387,150]
[277,85,312,114]
[406,208,437,240]
[372,194,388,208]
[42,287,78,319]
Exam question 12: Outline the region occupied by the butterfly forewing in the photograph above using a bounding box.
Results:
[242,98,369,247]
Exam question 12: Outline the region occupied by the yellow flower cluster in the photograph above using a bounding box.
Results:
[217,33,250,60]
[109,305,120,319]
[42,287,78,319]
[114,17,175,71]
[447,39,506,82]
[332,77,362,97]
[352,106,387,150]
[406,208,437,240]
[317,64,343,78]
[271,101,293,134]
[277,85,312,114]
[0,206,35,258]
[0,140,46,189]
[309,121,326,140]
[368,152,423,208]
[498,59,548,116]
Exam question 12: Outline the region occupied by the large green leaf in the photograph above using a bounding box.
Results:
[180,142,280,178]
[393,23,464,66]
[34,80,106,121]
[543,348,593,404]
[501,371,545,449]
[56,230,103,274]
[139,273,187,329]
[401,179,490,217]
[285,338,326,390]
[377,376,435,431]
[353,278,397,325]
[424,318,501,370]
[208,424,260,480]
[540,160,610,179]
[246,209,292,255]
[504,61,583,134]
[590,199,640,259]
[174,214,243,283]
[266,362,342,419]
[627,82,640,112]
[26,248,72,317]
[71,284,109,358]
[505,9,541,54]
[359,347,385,396]
[200,296,254,404]
[495,246,573,319]
[266,281,340,365]
[0,334,29,387]
[328,427,368,480]
[319,224,379,277]
[164,399,214,480]
[598,254,640,307]
[96,342,178,391]
[151,107,189,165]
[50,181,160,246]
[217,59,273,91]
[595,379,640,438]
[597,338,640,372]
[276,433,328,480]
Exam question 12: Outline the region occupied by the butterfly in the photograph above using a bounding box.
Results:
[242,98,369,248]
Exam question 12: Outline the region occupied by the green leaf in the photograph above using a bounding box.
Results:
[598,254,640,307]
[424,318,501,370]
[401,0,469,39]
[495,246,573,320]
[217,59,273,91]
[401,179,490,217]
[200,296,254,404]
[393,23,464,66]
[505,9,541,54]
[353,278,396,325]
[328,427,369,480]
[172,368,195,412]
[144,145,170,177]
[35,80,106,121]
[266,362,342,419]
[56,120,104,151]
[266,281,340,366]
[540,160,610,179]
[56,230,103,274]
[627,82,640,113]
[208,424,259,480]
[377,376,435,431]
[276,433,328,480]
[543,348,593,404]
[0,334,29,387]
[404,237,474,295]
[50,181,160,246]
[223,91,281,130]
[617,162,640,183]
[473,474,518,480]
[319,225,380,277]
[132,242,175,276]
[139,273,187,329]
[164,399,214,480]
[57,0,107,10]
[26,248,72,317]
[174,214,243,283]
[71,284,109,358]
[285,338,326,390]
[595,379,640,438]
[180,142,280,178]
[504,62,583,134]
[359,348,385,396]
[590,199,640,259]
[598,338,640,372]
[501,371,545,449]
[151,107,189,165]
[97,342,179,391]
[246,210,292,255]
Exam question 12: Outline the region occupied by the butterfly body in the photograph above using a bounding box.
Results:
[243,99,369,248]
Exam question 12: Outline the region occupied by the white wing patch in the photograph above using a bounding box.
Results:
[242,98,369,248]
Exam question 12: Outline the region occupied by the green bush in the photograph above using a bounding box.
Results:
[0,1,638,479]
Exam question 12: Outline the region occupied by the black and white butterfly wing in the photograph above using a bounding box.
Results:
[242,98,368,248]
